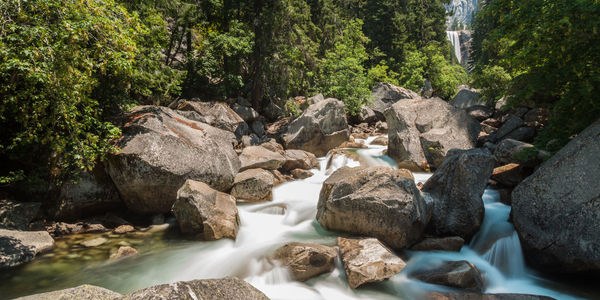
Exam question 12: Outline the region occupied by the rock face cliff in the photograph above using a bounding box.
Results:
[445,0,478,29]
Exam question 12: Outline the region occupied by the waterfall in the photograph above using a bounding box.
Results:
[446,31,462,63]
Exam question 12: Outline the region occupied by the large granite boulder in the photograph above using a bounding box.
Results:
[422,149,495,240]
[338,237,406,288]
[0,229,55,269]
[176,101,249,138]
[0,199,40,230]
[231,169,275,202]
[283,98,350,156]
[53,166,123,221]
[123,277,269,300]
[16,285,122,300]
[494,139,549,167]
[512,119,600,273]
[239,146,286,171]
[410,260,485,292]
[385,98,480,171]
[449,88,490,109]
[410,236,465,252]
[106,106,240,214]
[282,149,319,171]
[369,83,420,120]
[317,166,428,249]
[172,180,240,240]
[271,242,338,281]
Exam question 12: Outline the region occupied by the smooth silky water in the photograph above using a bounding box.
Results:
[0,136,593,299]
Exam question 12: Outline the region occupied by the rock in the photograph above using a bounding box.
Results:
[493,115,524,141]
[491,163,525,187]
[251,119,266,137]
[503,126,536,143]
[241,134,261,148]
[259,139,285,154]
[271,242,338,281]
[423,149,494,240]
[422,79,434,98]
[232,103,260,122]
[239,146,286,171]
[291,169,314,179]
[357,106,377,124]
[466,105,493,121]
[370,136,388,146]
[338,237,406,288]
[482,118,502,128]
[317,166,427,249]
[450,88,489,109]
[172,180,240,240]
[0,229,55,268]
[410,260,485,292]
[338,141,367,149]
[122,277,269,300]
[80,237,108,248]
[231,169,274,202]
[410,236,465,252]
[511,119,600,273]
[308,93,325,105]
[83,223,108,233]
[53,166,122,221]
[15,284,122,300]
[177,101,249,138]
[283,149,319,171]
[523,108,549,128]
[110,246,138,260]
[106,106,240,214]
[385,98,480,171]
[283,98,350,157]
[0,200,41,230]
[424,292,555,300]
[46,222,85,236]
[375,121,388,133]
[113,225,135,234]
[369,83,420,120]
[263,100,284,122]
[494,139,548,166]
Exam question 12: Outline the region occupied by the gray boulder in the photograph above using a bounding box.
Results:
[317,167,428,249]
[494,139,549,166]
[271,242,338,281]
[493,115,524,141]
[0,229,55,269]
[450,88,490,109]
[369,83,420,120]
[172,180,240,240]
[16,284,122,300]
[308,93,325,105]
[0,199,40,230]
[410,260,485,292]
[283,98,350,156]
[231,169,275,202]
[53,166,122,221]
[232,103,260,123]
[466,105,493,121]
[357,106,377,124]
[106,106,240,214]
[423,149,494,240]
[503,126,536,143]
[338,237,406,288]
[177,101,249,138]
[410,236,465,252]
[282,149,319,171]
[123,277,269,300]
[512,119,600,273]
[239,146,286,171]
[385,98,480,171]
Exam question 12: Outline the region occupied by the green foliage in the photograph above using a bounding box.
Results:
[471,65,511,101]
[367,63,400,88]
[318,19,371,116]
[472,0,600,149]
[0,0,174,186]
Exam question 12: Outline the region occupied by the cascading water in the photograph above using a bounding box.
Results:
[446,31,462,63]
[0,137,589,299]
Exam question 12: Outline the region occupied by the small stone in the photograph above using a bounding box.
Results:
[113,225,135,234]
[110,246,138,260]
[80,237,108,248]
[290,169,314,179]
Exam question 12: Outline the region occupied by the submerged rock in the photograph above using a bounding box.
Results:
[110,246,138,260]
[122,277,269,300]
[106,106,240,214]
[0,229,55,269]
[410,260,485,292]
[271,242,338,281]
[385,98,480,171]
[231,169,275,202]
[80,237,108,248]
[512,119,600,273]
[423,149,494,240]
[317,166,428,250]
[283,98,350,156]
[172,180,240,240]
[16,284,122,300]
[338,237,406,288]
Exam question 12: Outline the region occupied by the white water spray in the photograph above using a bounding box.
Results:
[446,31,462,63]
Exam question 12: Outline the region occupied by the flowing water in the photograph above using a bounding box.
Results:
[446,31,462,63]
[0,137,594,299]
